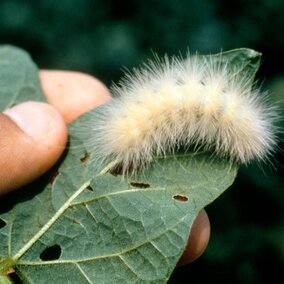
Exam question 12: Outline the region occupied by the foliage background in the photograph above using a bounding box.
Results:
[0,0,283,283]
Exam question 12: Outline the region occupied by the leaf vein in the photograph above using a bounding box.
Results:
[18,213,189,266]
[75,263,93,284]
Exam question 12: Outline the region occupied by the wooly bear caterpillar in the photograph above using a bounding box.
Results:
[82,52,278,175]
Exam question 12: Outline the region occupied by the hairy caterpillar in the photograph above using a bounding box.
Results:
[86,53,278,174]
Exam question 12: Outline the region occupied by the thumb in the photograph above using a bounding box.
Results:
[0,101,67,195]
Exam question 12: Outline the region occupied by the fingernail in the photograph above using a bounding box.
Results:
[4,101,56,142]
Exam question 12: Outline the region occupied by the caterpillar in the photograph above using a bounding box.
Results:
[86,53,278,174]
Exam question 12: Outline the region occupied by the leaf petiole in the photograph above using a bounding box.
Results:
[0,258,16,276]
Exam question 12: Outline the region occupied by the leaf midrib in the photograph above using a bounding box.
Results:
[12,180,91,260]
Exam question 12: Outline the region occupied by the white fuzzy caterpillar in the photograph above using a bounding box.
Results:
[88,54,278,173]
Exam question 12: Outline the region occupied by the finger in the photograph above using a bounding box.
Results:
[178,209,210,266]
[39,70,111,123]
[0,102,67,195]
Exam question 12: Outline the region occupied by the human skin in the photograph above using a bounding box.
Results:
[0,70,210,266]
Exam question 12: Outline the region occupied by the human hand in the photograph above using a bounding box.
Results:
[0,70,210,265]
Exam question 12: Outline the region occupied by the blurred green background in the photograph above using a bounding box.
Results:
[0,0,283,283]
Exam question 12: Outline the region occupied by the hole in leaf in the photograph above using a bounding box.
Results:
[86,185,94,192]
[40,244,62,261]
[130,182,150,188]
[173,194,189,202]
[0,218,6,229]
[80,152,90,163]
[108,161,144,176]
[9,272,23,284]
[108,163,123,176]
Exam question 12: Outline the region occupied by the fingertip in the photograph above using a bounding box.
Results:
[4,101,67,144]
[0,102,67,194]
[39,70,111,123]
[178,209,211,266]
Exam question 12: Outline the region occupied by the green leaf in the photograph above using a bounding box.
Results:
[0,275,13,284]
[208,48,261,83]
[0,47,261,283]
[0,131,238,283]
[0,45,45,111]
